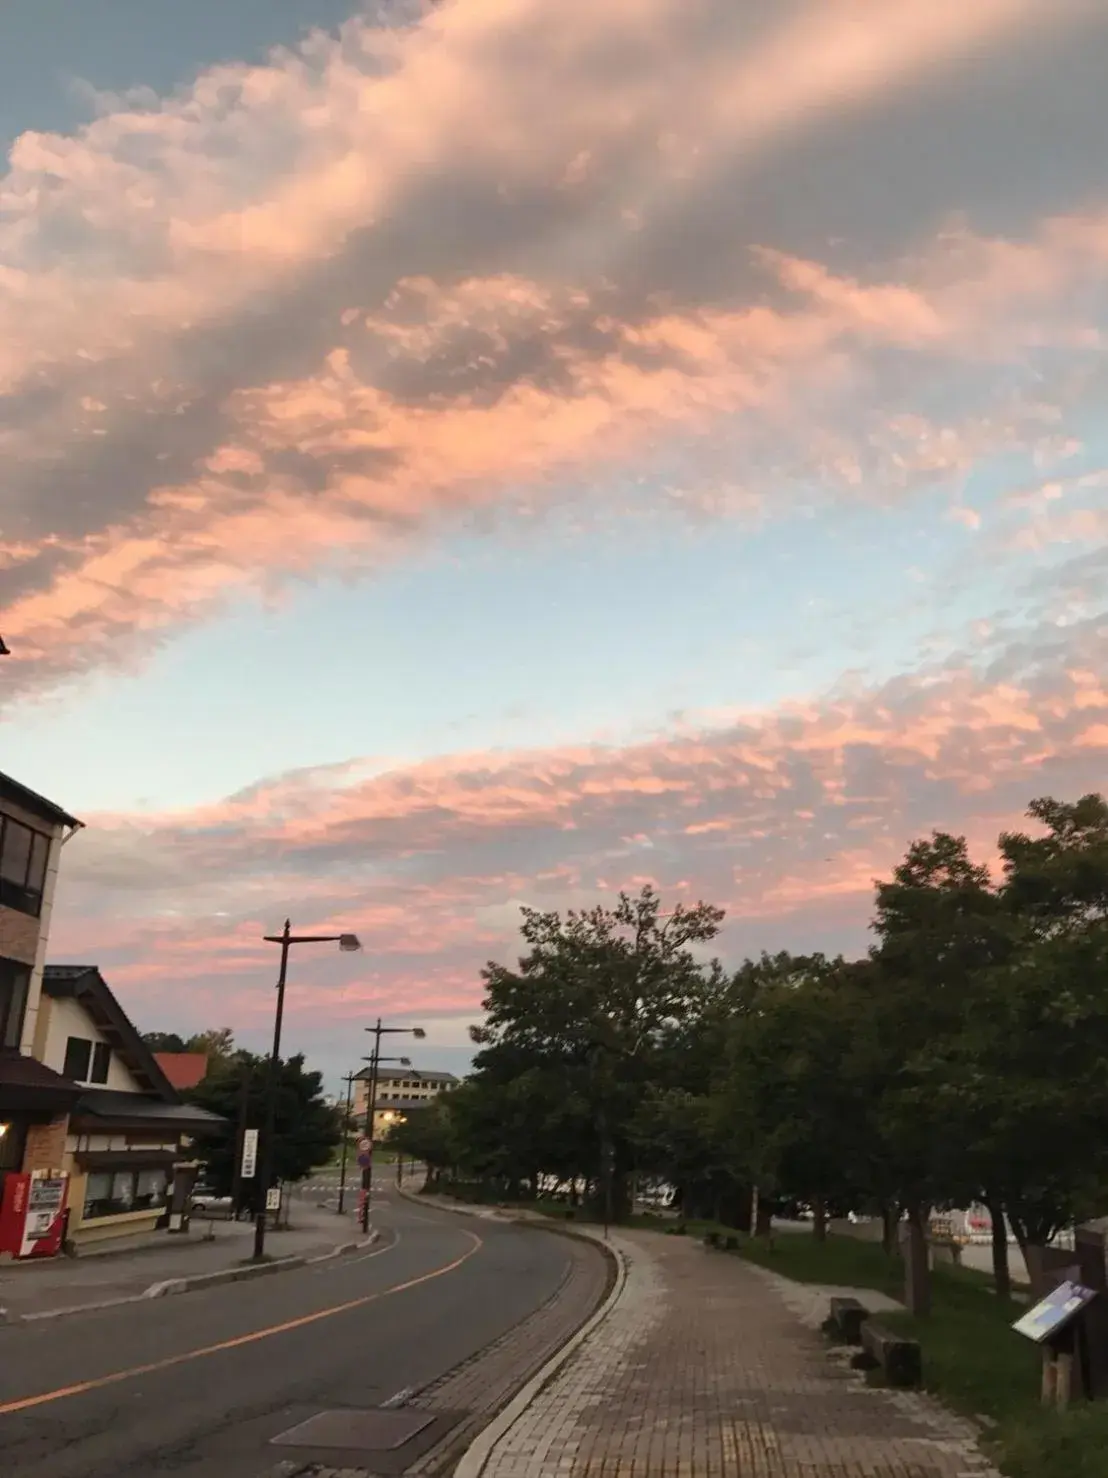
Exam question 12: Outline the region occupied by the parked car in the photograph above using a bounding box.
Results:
[190,1184,233,1216]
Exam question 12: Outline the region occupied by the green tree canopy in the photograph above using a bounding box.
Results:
[186,1050,340,1208]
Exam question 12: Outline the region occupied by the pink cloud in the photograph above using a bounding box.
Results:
[45,639,1108,1042]
[3,0,1104,701]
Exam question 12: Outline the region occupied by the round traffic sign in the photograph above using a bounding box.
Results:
[357,1137,371,1153]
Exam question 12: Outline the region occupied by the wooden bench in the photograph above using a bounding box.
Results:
[858,1321,922,1388]
[826,1295,869,1344]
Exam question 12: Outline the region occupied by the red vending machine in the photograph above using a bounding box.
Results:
[0,1169,69,1259]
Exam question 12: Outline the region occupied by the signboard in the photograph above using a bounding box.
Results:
[1012,1281,1097,1344]
[240,1128,259,1180]
[265,1186,281,1212]
[356,1135,373,1170]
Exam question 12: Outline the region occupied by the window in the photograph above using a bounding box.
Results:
[90,1042,112,1084]
[63,1036,93,1081]
[0,957,31,1051]
[83,1167,169,1219]
[0,816,50,917]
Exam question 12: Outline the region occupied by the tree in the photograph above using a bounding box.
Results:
[719,955,878,1241]
[186,1050,340,1209]
[141,1027,236,1060]
[388,1101,458,1187]
[944,796,1108,1291]
[185,1028,236,1062]
[470,886,725,1217]
[142,1031,187,1052]
[869,832,1009,1314]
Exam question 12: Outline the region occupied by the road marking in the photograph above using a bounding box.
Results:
[315,1226,401,1272]
[0,1229,482,1418]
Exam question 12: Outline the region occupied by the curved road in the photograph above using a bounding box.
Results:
[0,1189,607,1478]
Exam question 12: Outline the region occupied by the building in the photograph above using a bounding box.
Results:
[37,967,224,1247]
[0,771,85,1177]
[353,1065,458,1139]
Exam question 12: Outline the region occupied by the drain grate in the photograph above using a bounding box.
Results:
[272,1408,436,1452]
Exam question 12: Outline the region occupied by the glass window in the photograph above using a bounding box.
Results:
[63,1036,93,1081]
[0,817,49,917]
[111,1171,135,1210]
[0,958,30,1050]
[26,831,49,895]
[90,1042,112,1084]
[83,1171,116,1218]
[133,1169,168,1211]
[0,819,32,884]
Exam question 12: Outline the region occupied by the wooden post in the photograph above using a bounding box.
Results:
[1041,1349,1058,1406]
[1056,1351,1073,1409]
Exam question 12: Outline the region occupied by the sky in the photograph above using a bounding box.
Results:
[2,0,1107,1087]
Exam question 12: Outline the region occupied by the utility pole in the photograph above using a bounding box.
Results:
[254,921,291,1260]
[336,1071,355,1215]
[359,1020,383,1235]
[357,1018,426,1234]
[253,920,361,1261]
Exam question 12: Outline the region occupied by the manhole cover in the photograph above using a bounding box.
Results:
[272,1408,435,1451]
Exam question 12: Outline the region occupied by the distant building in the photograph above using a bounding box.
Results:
[353,1065,459,1139]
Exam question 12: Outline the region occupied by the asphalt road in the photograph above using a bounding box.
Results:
[0,1189,597,1478]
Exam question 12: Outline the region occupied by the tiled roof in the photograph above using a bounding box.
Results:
[72,1089,226,1129]
[0,1053,79,1092]
[354,1065,459,1083]
[0,1051,83,1112]
[153,1053,209,1091]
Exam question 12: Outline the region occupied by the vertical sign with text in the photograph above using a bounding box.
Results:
[241,1128,259,1180]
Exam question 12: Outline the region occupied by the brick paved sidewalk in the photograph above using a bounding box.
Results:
[479,1228,1002,1478]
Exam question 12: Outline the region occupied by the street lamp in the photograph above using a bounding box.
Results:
[359,1018,426,1232]
[253,920,362,1261]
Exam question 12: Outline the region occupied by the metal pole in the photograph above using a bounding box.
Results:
[230,1058,251,1220]
[336,1072,354,1215]
[253,920,291,1260]
[359,1020,382,1234]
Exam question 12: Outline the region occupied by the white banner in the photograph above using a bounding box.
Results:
[241,1128,259,1179]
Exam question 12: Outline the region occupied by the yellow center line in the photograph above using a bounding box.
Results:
[0,1227,482,1417]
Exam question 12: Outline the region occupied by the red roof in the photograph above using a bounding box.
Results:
[153,1053,208,1090]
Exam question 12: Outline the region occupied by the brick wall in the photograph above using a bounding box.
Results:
[22,1115,69,1172]
[0,904,41,966]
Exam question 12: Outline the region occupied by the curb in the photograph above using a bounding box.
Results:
[454,1225,629,1478]
[398,1186,630,1478]
[4,1230,380,1325]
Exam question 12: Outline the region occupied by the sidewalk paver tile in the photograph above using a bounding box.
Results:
[481,1230,1002,1478]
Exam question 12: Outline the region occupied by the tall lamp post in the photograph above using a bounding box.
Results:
[359,1017,425,1233]
[253,920,361,1261]
[335,1071,356,1216]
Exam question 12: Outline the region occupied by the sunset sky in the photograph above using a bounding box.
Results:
[2,0,1107,1085]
